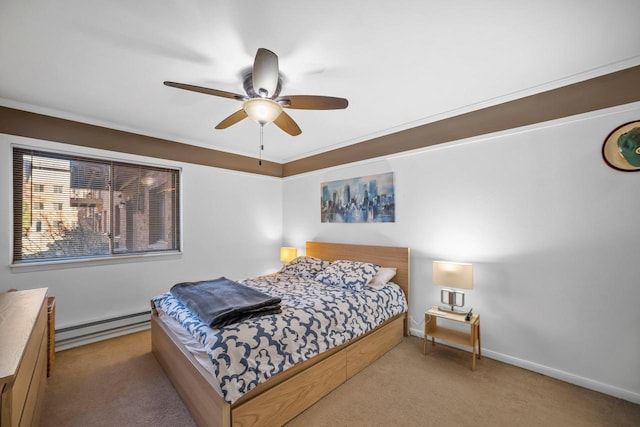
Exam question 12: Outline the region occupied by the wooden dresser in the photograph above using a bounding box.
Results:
[0,288,48,427]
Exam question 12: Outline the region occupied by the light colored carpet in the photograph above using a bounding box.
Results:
[41,330,640,426]
[41,331,196,427]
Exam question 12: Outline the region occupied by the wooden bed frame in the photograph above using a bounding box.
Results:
[151,241,410,427]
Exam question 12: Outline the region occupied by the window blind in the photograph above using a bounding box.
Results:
[13,147,180,263]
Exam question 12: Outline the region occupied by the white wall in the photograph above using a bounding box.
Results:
[282,102,640,403]
[1,135,283,330]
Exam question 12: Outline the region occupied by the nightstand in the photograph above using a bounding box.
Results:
[423,306,481,370]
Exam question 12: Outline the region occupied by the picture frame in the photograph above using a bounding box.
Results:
[320,172,395,223]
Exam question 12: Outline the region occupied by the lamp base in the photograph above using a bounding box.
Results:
[437,305,468,315]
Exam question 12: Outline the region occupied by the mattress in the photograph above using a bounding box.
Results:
[151,272,408,403]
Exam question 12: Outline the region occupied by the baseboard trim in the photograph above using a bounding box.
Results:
[409,327,640,405]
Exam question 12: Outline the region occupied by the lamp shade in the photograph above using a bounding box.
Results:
[243,98,283,125]
[280,247,298,263]
[433,261,473,290]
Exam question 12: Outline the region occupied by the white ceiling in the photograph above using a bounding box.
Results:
[1,0,639,163]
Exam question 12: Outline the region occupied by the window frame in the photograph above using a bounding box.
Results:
[11,145,183,267]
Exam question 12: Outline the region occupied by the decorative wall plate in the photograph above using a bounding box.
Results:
[602,121,640,171]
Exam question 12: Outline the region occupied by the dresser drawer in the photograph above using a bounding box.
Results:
[0,289,48,427]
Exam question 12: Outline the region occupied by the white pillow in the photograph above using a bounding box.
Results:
[367,267,397,289]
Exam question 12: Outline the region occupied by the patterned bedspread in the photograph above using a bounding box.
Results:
[151,272,408,403]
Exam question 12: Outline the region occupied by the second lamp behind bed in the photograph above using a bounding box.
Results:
[280,247,298,265]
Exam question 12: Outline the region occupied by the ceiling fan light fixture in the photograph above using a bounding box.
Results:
[243,98,283,125]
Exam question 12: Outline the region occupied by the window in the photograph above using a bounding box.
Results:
[13,147,181,264]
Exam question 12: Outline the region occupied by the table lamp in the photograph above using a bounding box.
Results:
[433,260,473,314]
[280,247,298,264]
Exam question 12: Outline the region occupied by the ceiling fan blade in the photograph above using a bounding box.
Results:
[252,48,279,97]
[277,95,348,110]
[273,111,302,136]
[215,109,248,129]
[164,81,246,101]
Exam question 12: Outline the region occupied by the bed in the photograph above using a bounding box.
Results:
[151,241,410,427]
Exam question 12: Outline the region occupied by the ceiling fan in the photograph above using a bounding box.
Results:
[164,48,348,136]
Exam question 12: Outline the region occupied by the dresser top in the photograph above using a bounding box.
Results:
[0,288,48,384]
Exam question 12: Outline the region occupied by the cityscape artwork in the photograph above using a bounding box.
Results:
[321,172,395,223]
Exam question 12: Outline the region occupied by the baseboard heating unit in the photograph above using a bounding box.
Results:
[55,311,151,351]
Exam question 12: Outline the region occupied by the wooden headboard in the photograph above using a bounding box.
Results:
[306,241,410,321]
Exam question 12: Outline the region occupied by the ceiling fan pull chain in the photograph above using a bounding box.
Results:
[258,124,264,166]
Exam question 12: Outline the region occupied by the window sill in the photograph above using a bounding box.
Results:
[9,250,182,272]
